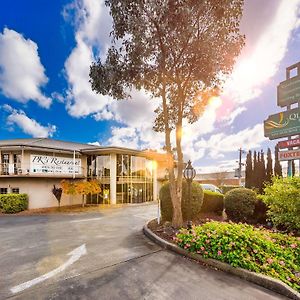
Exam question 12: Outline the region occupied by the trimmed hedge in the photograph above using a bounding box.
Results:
[220,185,240,194]
[201,190,224,214]
[224,188,257,222]
[160,181,204,222]
[0,194,28,213]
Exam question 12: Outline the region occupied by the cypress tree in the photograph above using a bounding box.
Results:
[260,150,266,193]
[245,150,253,188]
[266,148,273,183]
[253,151,258,188]
[274,146,282,177]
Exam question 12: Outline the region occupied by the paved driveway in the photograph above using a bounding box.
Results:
[0,203,287,300]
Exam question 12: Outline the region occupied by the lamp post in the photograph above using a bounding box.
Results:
[183,160,196,230]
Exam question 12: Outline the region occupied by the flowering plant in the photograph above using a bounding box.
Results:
[176,222,300,292]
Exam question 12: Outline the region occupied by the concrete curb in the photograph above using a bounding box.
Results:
[143,221,300,300]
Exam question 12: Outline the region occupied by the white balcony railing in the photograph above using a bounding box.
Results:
[0,163,86,177]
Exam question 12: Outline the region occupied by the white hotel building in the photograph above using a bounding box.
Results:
[0,138,167,209]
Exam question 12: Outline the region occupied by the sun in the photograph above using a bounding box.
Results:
[208,96,222,108]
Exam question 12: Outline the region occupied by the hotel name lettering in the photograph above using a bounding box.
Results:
[30,155,82,174]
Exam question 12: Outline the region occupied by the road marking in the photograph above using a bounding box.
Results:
[70,217,102,223]
[10,244,87,294]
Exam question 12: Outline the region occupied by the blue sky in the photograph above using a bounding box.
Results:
[0,0,300,172]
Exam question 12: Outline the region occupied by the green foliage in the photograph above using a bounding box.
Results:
[224,188,257,222]
[259,177,300,233]
[245,150,253,189]
[201,190,224,214]
[274,146,282,177]
[175,222,300,292]
[253,199,268,224]
[160,181,203,222]
[0,194,28,213]
[219,185,240,194]
[265,148,273,184]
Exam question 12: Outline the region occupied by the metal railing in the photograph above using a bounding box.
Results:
[0,163,86,177]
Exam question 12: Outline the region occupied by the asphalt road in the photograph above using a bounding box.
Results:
[0,203,288,300]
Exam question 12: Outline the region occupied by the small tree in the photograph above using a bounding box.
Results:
[52,185,63,207]
[61,180,101,207]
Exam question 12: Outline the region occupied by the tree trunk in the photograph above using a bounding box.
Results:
[161,78,183,228]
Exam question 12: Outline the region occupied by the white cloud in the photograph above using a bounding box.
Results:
[107,127,139,149]
[4,105,56,138]
[194,124,266,160]
[196,159,238,174]
[88,141,101,146]
[221,0,300,106]
[64,0,113,117]
[0,28,51,108]
[221,106,247,126]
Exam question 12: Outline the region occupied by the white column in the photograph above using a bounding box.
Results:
[153,161,158,202]
[110,153,117,204]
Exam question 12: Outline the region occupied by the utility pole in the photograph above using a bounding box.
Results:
[235,148,245,186]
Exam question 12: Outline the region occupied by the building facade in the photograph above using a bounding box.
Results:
[0,138,165,209]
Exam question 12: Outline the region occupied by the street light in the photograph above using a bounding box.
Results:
[183,160,196,230]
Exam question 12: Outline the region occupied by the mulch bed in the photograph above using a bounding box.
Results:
[148,212,225,243]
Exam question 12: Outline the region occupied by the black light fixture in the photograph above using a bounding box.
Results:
[183,160,196,230]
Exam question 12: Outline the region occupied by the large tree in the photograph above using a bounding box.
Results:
[90,0,245,227]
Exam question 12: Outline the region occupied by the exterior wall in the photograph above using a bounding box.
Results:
[0,149,87,177]
[0,178,83,209]
[0,144,166,209]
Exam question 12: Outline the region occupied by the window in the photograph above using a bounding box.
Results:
[11,188,19,194]
[0,188,7,194]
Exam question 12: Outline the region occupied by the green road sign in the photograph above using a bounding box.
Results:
[277,75,300,107]
[264,108,300,140]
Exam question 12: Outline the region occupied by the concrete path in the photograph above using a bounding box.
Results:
[0,204,288,300]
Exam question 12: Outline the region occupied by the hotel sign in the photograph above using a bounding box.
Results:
[278,149,300,161]
[264,108,300,140]
[277,75,300,107]
[278,138,300,149]
[30,155,81,175]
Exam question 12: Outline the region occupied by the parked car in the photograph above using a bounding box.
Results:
[200,184,222,194]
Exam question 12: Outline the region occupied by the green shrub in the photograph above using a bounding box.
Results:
[224,188,256,222]
[253,199,268,224]
[259,177,300,233]
[0,194,28,213]
[201,190,224,214]
[219,185,240,194]
[175,222,300,292]
[160,181,203,222]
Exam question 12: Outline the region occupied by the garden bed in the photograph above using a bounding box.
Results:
[148,218,300,294]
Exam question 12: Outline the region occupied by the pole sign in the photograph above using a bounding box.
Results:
[277,75,300,107]
[264,107,300,140]
[278,149,300,161]
[278,137,300,149]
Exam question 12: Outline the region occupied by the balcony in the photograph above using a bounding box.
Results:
[0,163,86,178]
